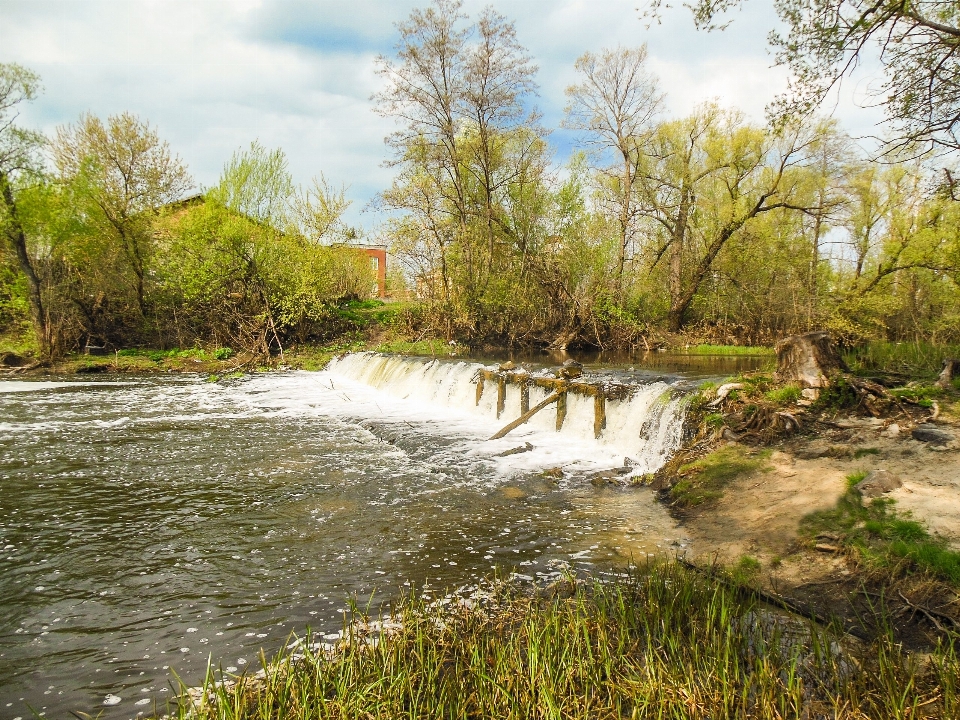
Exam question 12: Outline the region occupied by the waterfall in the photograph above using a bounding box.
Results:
[322,353,688,477]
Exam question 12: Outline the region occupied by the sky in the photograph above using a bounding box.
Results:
[0,0,886,230]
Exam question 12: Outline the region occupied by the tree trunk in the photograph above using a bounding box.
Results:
[774,331,845,388]
[1,171,49,357]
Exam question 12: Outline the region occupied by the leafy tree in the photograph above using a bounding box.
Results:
[291,174,352,243]
[53,112,192,315]
[0,63,48,355]
[209,141,293,227]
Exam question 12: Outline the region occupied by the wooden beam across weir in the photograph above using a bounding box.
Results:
[476,369,631,400]
[478,368,632,438]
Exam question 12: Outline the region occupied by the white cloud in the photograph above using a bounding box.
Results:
[0,0,887,228]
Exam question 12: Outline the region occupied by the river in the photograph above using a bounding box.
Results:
[0,351,769,718]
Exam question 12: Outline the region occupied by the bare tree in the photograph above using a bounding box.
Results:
[463,6,539,284]
[564,46,663,288]
[374,0,470,294]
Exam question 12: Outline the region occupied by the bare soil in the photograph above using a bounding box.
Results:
[675,420,960,647]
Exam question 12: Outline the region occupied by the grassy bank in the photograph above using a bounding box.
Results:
[676,343,775,356]
[162,562,959,720]
[803,472,960,585]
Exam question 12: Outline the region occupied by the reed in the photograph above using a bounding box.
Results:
[679,344,776,356]
[844,341,960,378]
[161,562,959,720]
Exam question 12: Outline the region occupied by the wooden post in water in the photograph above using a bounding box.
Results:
[475,376,485,406]
[520,383,530,414]
[594,393,606,439]
[496,376,507,419]
[556,387,568,431]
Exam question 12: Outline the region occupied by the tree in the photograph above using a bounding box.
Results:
[563,45,662,288]
[462,6,539,284]
[53,112,192,315]
[376,0,546,335]
[0,63,48,355]
[291,174,352,243]
[649,0,960,155]
[634,107,818,331]
[210,140,293,227]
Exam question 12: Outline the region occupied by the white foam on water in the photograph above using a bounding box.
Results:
[244,353,690,478]
[0,381,135,393]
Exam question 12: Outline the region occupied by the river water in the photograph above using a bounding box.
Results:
[0,352,769,718]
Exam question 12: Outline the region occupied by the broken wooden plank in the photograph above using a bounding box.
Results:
[489,392,561,440]
[475,377,485,406]
[520,383,530,414]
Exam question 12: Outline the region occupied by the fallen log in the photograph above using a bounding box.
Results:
[489,392,562,440]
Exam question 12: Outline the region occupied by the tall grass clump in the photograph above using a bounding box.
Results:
[164,562,959,720]
[844,341,960,378]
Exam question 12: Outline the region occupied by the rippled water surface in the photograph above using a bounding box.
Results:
[0,359,710,718]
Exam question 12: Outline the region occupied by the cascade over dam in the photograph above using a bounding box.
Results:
[325,352,690,476]
[0,354,696,719]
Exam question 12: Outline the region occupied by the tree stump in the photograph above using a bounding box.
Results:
[935,358,959,389]
[774,331,845,389]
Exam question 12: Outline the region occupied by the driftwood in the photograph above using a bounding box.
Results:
[775,331,845,388]
[935,358,960,389]
[489,392,561,440]
[707,382,744,407]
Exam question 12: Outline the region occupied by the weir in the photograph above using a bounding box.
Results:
[324,352,689,476]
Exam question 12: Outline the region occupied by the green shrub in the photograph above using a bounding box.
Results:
[764,384,801,405]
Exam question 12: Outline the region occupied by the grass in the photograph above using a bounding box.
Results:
[802,472,960,585]
[765,383,801,405]
[679,344,775,356]
[159,562,960,720]
[374,338,466,356]
[888,384,945,408]
[844,341,960,378]
[670,446,773,506]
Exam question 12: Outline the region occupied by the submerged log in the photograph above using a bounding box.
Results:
[489,392,562,440]
[774,331,844,389]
